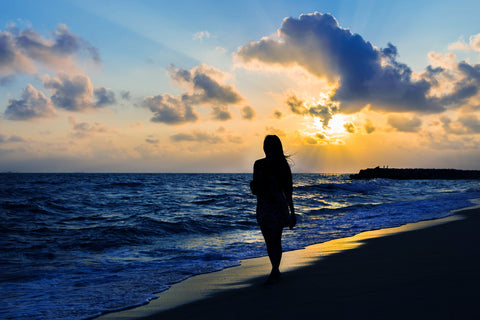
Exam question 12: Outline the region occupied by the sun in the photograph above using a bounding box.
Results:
[311,114,349,136]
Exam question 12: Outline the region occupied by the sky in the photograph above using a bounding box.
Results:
[1,0,480,173]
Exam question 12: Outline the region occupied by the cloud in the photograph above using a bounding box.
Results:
[193,31,211,40]
[237,12,450,114]
[145,64,245,124]
[387,115,422,132]
[0,74,15,86]
[43,73,115,111]
[145,138,159,144]
[441,115,480,135]
[120,90,131,100]
[448,37,471,51]
[68,116,109,139]
[241,105,256,120]
[364,119,376,134]
[212,106,232,121]
[448,33,480,52]
[143,94,198,125]
[168,64,244,106]
[343,122,355,133]
[285,94,339,127]
[170,131,223,144]
[94,87,116,107]
[0,134,26,143]
[273,110,283,119]
[471,33,480,51]
[0,23,99,77]
[4,84,57,120]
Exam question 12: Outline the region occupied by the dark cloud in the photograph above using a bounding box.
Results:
[143,94,198,125]
[434,61,480,108]
[388,115,422,132]
[68,116,109,139]
[145,64,245,124]
[459,114,480,133]
[43,73,113,111]
[145,138,159,144]
[0,134,26,143]
[212,106,232,121]
[0,75,15,86]
[285,94,338,127]
[441,115,480,135]
[343,122,355,133]
[4,84,56,120]
[94,87,116,107]
[170,131,223,144]
[273,110,283,119]
[1,23,100,76]
[120,90,131,100]
[241,105,256,120]
[168,64,244,106]
[237,13,449,114]
[43,73,94,111]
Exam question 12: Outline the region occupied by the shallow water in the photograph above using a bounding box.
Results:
[1,173,479,319]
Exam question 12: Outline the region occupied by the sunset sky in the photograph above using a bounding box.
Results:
[1,0,480,173]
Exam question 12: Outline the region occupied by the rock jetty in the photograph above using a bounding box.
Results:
[350,167,480,180]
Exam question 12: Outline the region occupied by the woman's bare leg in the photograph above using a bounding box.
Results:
[261,226,283,282]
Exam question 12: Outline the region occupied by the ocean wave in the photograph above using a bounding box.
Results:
[2,173,480,320]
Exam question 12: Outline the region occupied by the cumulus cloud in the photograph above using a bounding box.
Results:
[143,94,198,125]
[144,64,245,124]
[0,23,100,77]
[285,94,339,127]
[212,106,232,121]
[448,33,480,52]
[241,105,256,120]
[43,73,115,111]
[388,115,422,132]
[94,87,116,107]
[4,84,56,120]
[237,12,480,114]
[168,64,243,106]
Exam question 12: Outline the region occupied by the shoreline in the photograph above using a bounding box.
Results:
[96,203,480,320]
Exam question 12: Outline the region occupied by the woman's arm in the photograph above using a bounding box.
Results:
[284,164,296,227]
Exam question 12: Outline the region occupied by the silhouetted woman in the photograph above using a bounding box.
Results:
[250,135,296,283]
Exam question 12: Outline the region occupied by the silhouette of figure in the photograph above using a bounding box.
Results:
[250,135,296,283]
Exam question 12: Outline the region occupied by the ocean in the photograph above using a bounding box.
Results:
[1,173,480,320]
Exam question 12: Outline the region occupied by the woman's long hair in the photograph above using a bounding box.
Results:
[263,135,290,176]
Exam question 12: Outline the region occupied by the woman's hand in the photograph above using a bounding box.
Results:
[289,213,297,229]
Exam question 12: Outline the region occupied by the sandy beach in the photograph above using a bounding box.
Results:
[98,207,480,320]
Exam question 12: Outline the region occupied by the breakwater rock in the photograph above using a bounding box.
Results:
[350,167,480,180]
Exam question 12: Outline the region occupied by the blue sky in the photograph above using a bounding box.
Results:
[1,0,480,172]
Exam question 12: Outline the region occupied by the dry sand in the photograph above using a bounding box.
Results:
[98,207,480,320]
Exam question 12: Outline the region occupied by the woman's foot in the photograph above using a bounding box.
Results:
[265,269,281,284]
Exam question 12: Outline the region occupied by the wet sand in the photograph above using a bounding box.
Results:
[98,207,480,320]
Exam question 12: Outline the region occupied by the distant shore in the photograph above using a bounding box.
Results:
[97,205,480,320]
[350,167,480,179]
